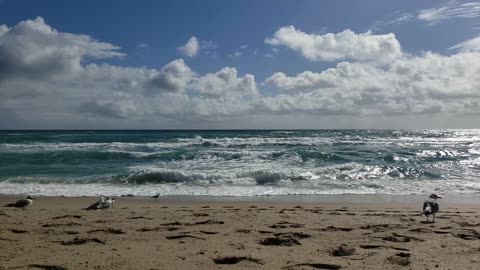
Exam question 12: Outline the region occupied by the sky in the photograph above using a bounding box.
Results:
[0,0,480,129]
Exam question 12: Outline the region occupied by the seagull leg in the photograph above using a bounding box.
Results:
[433,214,435,223]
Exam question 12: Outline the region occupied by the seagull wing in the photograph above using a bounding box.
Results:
[85,200,102,210]
[14,199,30,208]
[431,201,439,214]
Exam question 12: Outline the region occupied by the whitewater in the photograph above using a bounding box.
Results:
[1,129,480,197]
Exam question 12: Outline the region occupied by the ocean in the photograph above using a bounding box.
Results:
[1,129,480,197]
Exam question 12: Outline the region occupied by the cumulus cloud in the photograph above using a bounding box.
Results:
[191,67,257,97]
[2,17,480,128]
[177,36,199,57]
[264,51,480,115]
[449,36,480,52]
[0,18,250,122]
[0,17,124,82]
[418,2,480,24]
[265,26,402,64]
[147,59,194,93]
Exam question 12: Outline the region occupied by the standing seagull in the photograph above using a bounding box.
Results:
[151,193,160,199]
[422,194,441,222]
[4,196,35,209]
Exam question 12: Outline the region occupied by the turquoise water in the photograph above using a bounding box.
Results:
[1,130,480,196]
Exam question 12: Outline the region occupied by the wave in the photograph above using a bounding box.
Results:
[2,162,446,185]
[2,129,480,196]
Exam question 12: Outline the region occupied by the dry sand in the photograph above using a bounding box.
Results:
[0,195,479,270]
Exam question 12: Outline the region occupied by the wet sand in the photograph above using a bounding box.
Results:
[1,195,479,269]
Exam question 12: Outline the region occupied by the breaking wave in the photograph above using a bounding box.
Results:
[1,129,480,196]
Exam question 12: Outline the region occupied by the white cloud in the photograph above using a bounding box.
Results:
[264,51,480,115]
[2,17,480,128]
[265,26,402,64]
[147,59,194,93]
[449,36,480,52]
[136,42,149,49]
[266,70,337,92]
[371,11,415,31]
[418,2,480,24]
[228,51,242,58]
[177,36,199,57]
[79,93,138,119]
[191,67,257,97]
[0,16,124,81]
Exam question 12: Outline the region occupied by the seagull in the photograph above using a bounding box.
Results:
[84,196,105,210]
[4,196,35,209]
[422,194,441,222]
[99,197,114,209]
[84,196,115,210]
[151,193,160,199]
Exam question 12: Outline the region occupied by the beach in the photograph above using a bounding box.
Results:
[1,195,479,270]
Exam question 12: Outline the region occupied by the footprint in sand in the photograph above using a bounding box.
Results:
[28,264,68,270]
[386,252,411,266]
[259,237,301,246]
[451,229,480,240]
[213,256,263,265]
[330,244,356,256]
[282,263,342,270]
[317,226,353,232]
[165,234,205,240]
[51,215,82,220]
[87,228,126,234]
[58,237,105,245]
[9,229,28,234]
[269,221,304,229]
[273,232,311,239]
[382,233,424,243]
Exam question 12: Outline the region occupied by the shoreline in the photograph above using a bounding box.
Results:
[2,193,480,205]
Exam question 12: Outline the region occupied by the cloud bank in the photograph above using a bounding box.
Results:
[1,17,480,128]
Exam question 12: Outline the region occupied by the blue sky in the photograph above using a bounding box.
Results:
[1,0,475,77]
[1,0,480,129]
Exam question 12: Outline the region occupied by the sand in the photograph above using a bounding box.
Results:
[1,195,480,270]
